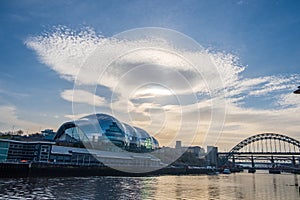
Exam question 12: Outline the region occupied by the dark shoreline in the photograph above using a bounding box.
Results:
[0,162,224,178]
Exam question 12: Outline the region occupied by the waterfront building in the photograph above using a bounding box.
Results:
[0,138,162,169]
[54,113,159,152]
[41,129,56,141]
[206,146,218,167]
[186,146,205,158]
[175,141,182,149]
[174,141,205,158]
[49,145,162,168]
[0,113,163,169]
[0,139,54,162]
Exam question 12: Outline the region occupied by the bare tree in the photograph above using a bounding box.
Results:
[16,129,24,135]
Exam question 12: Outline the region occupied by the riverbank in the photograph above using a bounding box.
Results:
[0,162,226,178]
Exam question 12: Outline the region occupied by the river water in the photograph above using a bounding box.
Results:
[0,170,299,200]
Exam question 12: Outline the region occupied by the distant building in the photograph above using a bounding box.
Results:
[186,146,205,157]
[41,129,56,141]
[174,141,205,158]
[206,146,218,167]
[175,141,182,149]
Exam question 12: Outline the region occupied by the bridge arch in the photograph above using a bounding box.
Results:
[220,133,300,166]
[229,133,300,154]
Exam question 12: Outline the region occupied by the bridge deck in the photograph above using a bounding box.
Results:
[219,152,300,155]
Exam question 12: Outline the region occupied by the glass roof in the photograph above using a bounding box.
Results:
[56,113,158,147]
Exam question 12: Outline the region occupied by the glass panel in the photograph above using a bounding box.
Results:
[0,142,9,148]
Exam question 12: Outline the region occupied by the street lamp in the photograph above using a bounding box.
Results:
[294,86,300,94]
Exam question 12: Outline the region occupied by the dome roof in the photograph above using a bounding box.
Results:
[134,127,150,139]
[80,113,126,136]
[55,113,158,149]
[123,123,139,137]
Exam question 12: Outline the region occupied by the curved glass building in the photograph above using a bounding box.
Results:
[55,113,159,152]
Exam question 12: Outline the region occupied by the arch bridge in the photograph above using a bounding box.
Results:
[219,133,300,168]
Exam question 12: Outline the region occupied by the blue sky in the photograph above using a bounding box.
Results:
[0,0,300,149]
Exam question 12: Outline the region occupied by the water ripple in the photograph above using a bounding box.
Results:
[0,172,299,200]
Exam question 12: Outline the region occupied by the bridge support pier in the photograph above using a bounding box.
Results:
[292,156,296,167]
[251,155,255,168]
[232,155,235,168]
[271,155,274,167]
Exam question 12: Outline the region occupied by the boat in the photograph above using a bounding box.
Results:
[223,168,231,174]
[248,168,256,173]
[269,169,281,174]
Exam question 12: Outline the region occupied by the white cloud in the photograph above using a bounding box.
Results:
[0,105,47,133]
[25,26,300,148]
[25,26,222,96]
[64,113,92,120]
[278,92,300,107]
[61,89,106,107]
[25,27,100,81]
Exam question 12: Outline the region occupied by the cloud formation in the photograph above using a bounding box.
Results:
[61,89,106,107]
[25,26,300,149]
[0,105,48,133]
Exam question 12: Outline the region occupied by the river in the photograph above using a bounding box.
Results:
[0,170,299,199]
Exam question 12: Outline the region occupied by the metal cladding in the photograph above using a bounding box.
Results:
[55,113,159,152]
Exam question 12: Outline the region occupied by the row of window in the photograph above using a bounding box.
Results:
[9,144,39,149]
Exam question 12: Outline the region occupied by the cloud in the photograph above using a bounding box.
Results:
[278,92,300,108]
[0,105,47,133]
[61,89,106,107]
[25,26,221,95]
[217,102,300,149]
[25,26,300,149]
[64,113,92,120]
[25,26,100,81]
[0,88,29,98]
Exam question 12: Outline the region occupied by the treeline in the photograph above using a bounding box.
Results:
[0,131,43,140]
[0,130,24,136]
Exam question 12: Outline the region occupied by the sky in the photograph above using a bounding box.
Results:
[0,0,300,150]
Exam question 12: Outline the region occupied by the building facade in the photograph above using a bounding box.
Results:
[54,113,159,152]
[206,146,218,167]
[0,139,54,162]
[0,113,162,169]
[0,139,162,169]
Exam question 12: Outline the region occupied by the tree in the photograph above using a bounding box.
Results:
[16,129,23,135]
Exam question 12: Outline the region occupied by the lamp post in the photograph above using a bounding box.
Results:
[294,86,300,94]
[293,86,299,185]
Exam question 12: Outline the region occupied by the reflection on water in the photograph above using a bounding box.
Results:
[0,171,299,200]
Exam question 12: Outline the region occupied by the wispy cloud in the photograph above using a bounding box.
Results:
[25,26,300,149]
[61,89,106,107]
[64,113,92,120]
[0,105,47,133]
[0,88,29,98]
